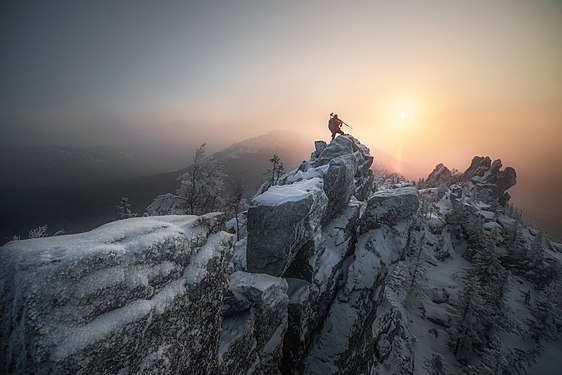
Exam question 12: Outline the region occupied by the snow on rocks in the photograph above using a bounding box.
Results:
[421,163,453,188]
[462,156,517,204]
[246,177,328,277]
[281,201,363,371]
[0,213,234,375]
[219,271,288,375]
[246,136,374,278]
[303,224,410,374]
[361,186,420,232]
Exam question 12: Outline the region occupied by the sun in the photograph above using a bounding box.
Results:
[399,109,407,121]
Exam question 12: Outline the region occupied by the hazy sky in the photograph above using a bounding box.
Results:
[1,1,561,229]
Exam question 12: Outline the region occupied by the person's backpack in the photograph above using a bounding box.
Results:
[328,117,336,132]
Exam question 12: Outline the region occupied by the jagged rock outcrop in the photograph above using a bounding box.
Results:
[0,214,234,375]
[421,163,453,188]
[246,135,374,277]
[239,136,417,374]
[462,156,517,204]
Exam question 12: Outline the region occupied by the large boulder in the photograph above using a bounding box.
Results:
[246,178,328,277]
[0,214,234,375]
[361,187,419,232]
[219,271,288,374]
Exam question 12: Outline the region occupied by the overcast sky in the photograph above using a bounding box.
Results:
[1,0,561,229]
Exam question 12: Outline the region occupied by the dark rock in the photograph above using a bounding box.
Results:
[281,201,363,372]
[311,140,327,159]
[322,154,357,221]
[463,156,492,180]
[426,310,450,328]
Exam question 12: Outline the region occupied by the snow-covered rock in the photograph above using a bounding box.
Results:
[462,156,516,204]
[6,135,553,375]
[0,214,234,375]
[422,163,453,188]
[219,271,288,375]
[303,224,410,374]
[246,178,328,276]
[361,186,419,232]
[281,201,363,371]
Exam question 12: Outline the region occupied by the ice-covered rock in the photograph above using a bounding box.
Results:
[219,271,288,375]
[0,214,234,375]
[361,186,419,232]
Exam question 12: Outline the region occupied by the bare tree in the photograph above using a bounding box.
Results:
[176,144,226,215]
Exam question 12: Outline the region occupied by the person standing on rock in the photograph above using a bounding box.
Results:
[328,113,345,140]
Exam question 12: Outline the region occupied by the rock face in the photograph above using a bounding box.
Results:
[246,135,374,278]
[462,156,517,204]
[246,178,328,276]
[0,214,234,375]
[421,163,453,188]
[240,136,416,374]
[303,224,410,374]
[361,186,420,232]
[220,271,288,374]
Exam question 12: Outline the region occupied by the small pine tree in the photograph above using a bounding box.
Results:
[265,154,284,186]
[447,274,485,363]
[527,284,561,345]
[466,337,508,375]
[404,233,427,306]
[117,197,137,219]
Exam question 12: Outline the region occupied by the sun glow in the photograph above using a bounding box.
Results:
[399,110,407,121]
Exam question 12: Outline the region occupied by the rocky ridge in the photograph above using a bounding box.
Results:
[1,135,559,374]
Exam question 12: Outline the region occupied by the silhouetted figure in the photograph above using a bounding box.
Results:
[328,113,345,140]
